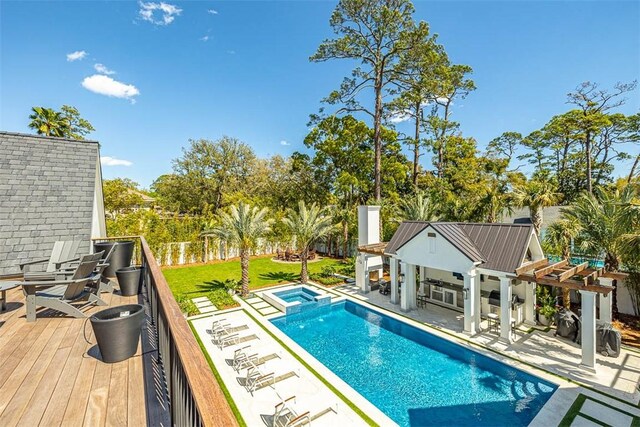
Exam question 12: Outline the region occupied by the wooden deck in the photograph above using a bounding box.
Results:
[0,284,148,426]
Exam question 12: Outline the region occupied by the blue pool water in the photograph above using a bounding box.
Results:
[271,301,557,427]
[274,287,318,304]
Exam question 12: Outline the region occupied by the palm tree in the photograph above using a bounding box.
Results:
[202,202,272,297]
[513,179,560,235]
[561,185,636,318]
[283,201,333,283]
[28,107,69,137]
[544,219,580,309]
[398,192,437,222]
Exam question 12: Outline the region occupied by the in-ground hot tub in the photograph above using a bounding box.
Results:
[261,285,331,315]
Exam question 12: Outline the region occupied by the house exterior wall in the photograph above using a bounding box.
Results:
[395,226,476,274]
[0,132,101,276]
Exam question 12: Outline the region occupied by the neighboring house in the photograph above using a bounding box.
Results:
[356,206,614,371]
[0,131,106,276]
[502,206,562,237]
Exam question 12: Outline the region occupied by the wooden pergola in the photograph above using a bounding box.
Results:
[515,258,613,295]
[357,242,388,256]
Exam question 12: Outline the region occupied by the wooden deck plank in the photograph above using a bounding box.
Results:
[0,317,63,414]
[106,358,129,427]
[83,357,112,427]
[0,321,69,426]
[127,338,146,426]
[0,319,50,389]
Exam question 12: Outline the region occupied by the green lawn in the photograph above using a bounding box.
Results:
[163,255,347,312]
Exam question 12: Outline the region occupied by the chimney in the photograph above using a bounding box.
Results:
[358,205,380,246]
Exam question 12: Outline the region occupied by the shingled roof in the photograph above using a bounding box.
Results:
[0,131,104,276]
[385,221,534,274]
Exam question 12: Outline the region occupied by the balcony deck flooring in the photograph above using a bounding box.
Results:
[0,284,147,427]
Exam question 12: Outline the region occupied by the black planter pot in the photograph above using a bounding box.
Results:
[116,266,142,296]
[90,304,145,363]
[94,241,134,277]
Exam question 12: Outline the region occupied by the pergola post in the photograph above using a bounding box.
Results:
[598,278,613,324]
[463,271,478,334]
[356,253,369,293]
[580,290,597,371]
[524,281,536,325]
[390,257,399,304]
[500,277,513,342]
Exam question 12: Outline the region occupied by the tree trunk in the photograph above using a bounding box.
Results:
[413,101,421,186]
[240,248,250,297]
[373,70,383,202]
[342,221,348,260]
[628,154,640,183]
[300,247,309,284]
[585,130,593,194]
[531,207,543,236]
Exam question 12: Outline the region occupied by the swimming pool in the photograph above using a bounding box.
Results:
[276,287,318,304]
[271,300,557,426]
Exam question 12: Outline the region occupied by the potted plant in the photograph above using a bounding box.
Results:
[536,286,557,326]
[224,279,240,296]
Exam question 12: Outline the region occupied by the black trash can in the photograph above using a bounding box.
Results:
[94,241,134,277]
[116,266,142,296]
[90,304,145,363]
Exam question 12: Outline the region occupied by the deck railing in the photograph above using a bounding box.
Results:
[96,236,238,427]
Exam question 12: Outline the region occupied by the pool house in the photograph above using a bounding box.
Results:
[355,205,615,372]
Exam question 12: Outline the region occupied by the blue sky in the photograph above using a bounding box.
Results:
[1,1,638,188]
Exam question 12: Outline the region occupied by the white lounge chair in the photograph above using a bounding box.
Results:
[243,360,298,395]
[272,395,337,427]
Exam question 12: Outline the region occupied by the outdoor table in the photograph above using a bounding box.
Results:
[0,281,20,311]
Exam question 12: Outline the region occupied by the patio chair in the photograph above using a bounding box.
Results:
[20,252,104,322]
[215,332,259,350]
[379,280,391,295]
[307,248,316,260]
[18,240,81,274]
[272,395,337,427]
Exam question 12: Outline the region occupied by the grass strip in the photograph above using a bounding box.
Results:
[331,287,640,409]
[559,394,586,427]
[242,308,379,426]
[188,321,247,427]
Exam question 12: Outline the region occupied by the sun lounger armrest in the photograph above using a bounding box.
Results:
[54,257,81,269]
[287,412,311,427]
[17,258,50,269]
[274,396,297,410]
[20,278,86,287]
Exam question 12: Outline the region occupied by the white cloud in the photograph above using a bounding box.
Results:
[138,2,182,25]
[94,63,116,75]
[101,156,133,167]
[67,50,87,62]
[280,140,290,146]
[207,9,218,15]
[200,35,210,42]
[81,74,140,102]
[390,112,411,123]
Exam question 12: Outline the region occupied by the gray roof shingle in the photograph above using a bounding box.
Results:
[0,131,100,276]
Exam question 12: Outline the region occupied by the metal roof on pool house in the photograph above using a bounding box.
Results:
[384,221,535,274]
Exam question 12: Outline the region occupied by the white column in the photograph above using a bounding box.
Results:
[598,278,614,324]
[401,262,416,311]
[474,272,481,331]
[580,290,597,371]
[524,281,536,325]
[390,258,399,304]
[356,253,369,293]
[500,277,513,342]
[464,271,478,334]
[419,266,427,295]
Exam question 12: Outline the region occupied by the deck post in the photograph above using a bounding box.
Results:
[418,266,427,295]
[580,290,597,372]
[500,277,513,342]
[524,281,536,325]
[463,271,478,334]
[390,257,399,304]
[598,278,613,324]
